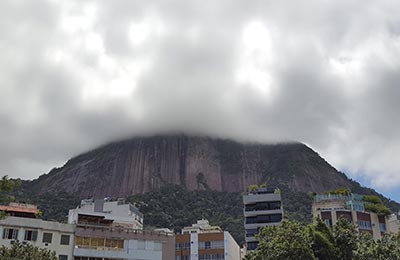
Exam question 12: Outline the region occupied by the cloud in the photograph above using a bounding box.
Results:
[1,0,400,196]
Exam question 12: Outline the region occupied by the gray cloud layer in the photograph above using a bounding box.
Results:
[1,0,400,195]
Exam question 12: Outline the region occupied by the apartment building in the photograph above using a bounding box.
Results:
[243,187,283,251]
[0,203,75,260]
[312,193,399,239]
[69,198,175,260]
[68,198,143,229]
[175,219,240,260]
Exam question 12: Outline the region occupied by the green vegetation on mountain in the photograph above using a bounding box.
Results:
[127,184,313,245]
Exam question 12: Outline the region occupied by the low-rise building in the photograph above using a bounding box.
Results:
[176,219,240,260]
[0,203,75,260]
[243,187,283,251]
[312,193,399,239]
[70,198,174,260]
[68,198,143,229]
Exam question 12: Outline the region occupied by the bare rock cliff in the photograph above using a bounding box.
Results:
[29,135,354,199]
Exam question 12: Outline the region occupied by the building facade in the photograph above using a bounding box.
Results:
[74,225,175,260]
[68,198,143,229]
[176,219,240,260]
[0,203,75,260]
[69,198,174,260]
[243,187,283,251]
[312,193,399,239]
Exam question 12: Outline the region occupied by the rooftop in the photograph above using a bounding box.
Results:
[0,202,39,217]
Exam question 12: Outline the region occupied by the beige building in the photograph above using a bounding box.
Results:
[0,203,75,260]
[312,193,399,239]
[176,219,241,260]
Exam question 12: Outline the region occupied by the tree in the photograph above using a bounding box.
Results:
[0,242,57,260]
[333,218,358,260]
[246,218,400,260]
[250,220,315,260]
[309,218,337,260]
[0,175,20,219]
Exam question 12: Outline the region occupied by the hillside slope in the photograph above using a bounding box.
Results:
[26,135,358,198]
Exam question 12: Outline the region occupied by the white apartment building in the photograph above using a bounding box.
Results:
[0,203,75,260]
[68,198,143,229]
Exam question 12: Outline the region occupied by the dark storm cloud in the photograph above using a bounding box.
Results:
[0,0,400,195]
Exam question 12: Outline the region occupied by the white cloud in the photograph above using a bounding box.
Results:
[0,0,400,197]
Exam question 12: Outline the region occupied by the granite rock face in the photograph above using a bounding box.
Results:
[29,135,353,199]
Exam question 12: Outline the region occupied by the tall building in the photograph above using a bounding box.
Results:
[243,187,283,251]
[312,193,399,239]
[69,198,175,260]
[175,219,240,260]
[0,203,75,260]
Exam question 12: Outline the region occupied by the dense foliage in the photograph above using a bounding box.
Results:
[128,185,245,244]
[363,195,391,216]
[0,242,57,260]
[247,218,400,260]
[127,185,313,245]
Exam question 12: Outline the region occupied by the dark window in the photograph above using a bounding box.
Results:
[60,235,70,245]
[204,241,211,249]
[3,228,18,240]
[269,201,281,210]
[246,229,258,237]
[245,216,257,224]
[257,215,270,223]
[24,230,38,241]
[247,242,258,251]
[270,214,283,223]
[59,255,68,260]
[43,232,53,243]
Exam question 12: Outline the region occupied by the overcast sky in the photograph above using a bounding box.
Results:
[1,0,399,201]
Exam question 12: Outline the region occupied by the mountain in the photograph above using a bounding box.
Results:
[26,135,365,199]
[14,134,399,244]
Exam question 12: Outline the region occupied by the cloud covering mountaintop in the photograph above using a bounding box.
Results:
[0,0,400,198]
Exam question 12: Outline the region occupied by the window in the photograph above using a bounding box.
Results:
[199,253,225,260]
[247,242,258,251]
[176,256,191,260]
[154,242,162,251]
[176,242,190,250]
[324,219,332,227]
[246,229,258,237]
[357,221,372,230]
[199,241,224,250]
[379,223,387,232]
[269,214,283,223]
[3,228,18,240]
[245,216,257,224]
[60,235,70,245]
[42,232,53,243]
[24,230,38,241]
[59,255,68,260]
